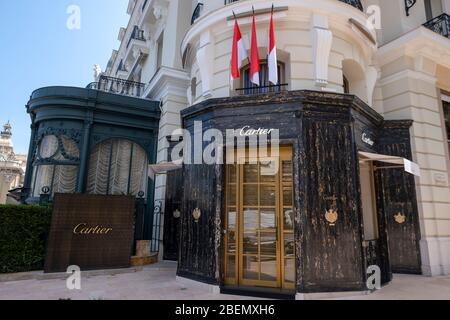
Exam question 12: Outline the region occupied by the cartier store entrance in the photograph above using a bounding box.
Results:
[224,147,295,290]
[176,90,423,295]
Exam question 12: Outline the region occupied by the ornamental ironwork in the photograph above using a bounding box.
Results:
[405,0,417,17]
[423,13,450,39]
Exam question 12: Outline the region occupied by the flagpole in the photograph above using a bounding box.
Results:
[250,6,255,65]
[252,5,255,67]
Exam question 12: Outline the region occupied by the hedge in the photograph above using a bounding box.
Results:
[0,205,53,274]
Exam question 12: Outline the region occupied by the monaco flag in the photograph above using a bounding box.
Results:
[250,9,261,86]
[268,6,278,85]
[231,17,248,80]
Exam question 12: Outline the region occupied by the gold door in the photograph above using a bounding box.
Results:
[224,147,295,290]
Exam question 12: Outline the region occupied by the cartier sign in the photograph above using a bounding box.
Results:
[73,223,113,235]
[362,132,375,147]
[44,194,135,273]
[238,126,276,136]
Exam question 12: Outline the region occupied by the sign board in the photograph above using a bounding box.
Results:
[44,194,135,273]
[404,159,421,177]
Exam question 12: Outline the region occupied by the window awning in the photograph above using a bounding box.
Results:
[358,151,421,177]
[148,162,182,180]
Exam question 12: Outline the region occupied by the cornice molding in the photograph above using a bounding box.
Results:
[377,26,450,70]
[181,0,373,59]
[378,69,437,87]
[181,89,384,126]
[144,67,190,100]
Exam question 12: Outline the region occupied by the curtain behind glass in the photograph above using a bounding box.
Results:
[32,165,78,197]
[32,165,54,197]
[86,139,148,197]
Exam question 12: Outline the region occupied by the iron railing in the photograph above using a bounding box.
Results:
[236,83,288,95]
[423,13,450,39]
[224,0,363,11]
[191,3,204,25]
[151,201,163,253]
[87,75,145,98]
[127,26,146,48]
[142,0,148,12]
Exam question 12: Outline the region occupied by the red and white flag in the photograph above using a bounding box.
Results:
[268,6,278,85]
[231,17,248,80]
[250,9,260,86]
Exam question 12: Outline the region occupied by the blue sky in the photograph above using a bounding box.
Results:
[0,0,129,154]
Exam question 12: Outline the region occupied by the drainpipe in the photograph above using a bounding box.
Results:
[77,114,93,193]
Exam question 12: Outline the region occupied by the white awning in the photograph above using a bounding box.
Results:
[148,162,182,180]
[359,151,421,177]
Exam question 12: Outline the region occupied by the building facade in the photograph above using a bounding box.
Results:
[21,0,450,296]
[0,122,27,204]
[22,87,161,240]
[102,0,450,283]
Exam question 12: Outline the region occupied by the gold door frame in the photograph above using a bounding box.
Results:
[224,146,295,290]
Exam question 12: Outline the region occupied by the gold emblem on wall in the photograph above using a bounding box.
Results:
[325,209,339,226]
[394,212,406,224]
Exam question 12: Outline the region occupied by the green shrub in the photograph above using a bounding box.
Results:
[0,205,52,273]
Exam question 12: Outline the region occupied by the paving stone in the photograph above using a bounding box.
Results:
[0,264,449,300]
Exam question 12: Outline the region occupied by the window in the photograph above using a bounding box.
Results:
[31,135,80,197]
[86,139,149,197]
[343,75,350,94]
[191,77,197,103]
[239,61,285,95]
[443,99,450,154]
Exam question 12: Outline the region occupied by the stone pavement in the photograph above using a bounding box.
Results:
[0,262,449,300]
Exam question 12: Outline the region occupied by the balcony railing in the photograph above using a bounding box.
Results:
[127,26,146,49]
[142,0,148,12]
[87,75,145,98]
[191,3,204,25]
[224,0,363,11]
[423,13,450,39]
[236,83,288,95]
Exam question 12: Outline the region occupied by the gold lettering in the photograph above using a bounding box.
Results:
[73,224,113,235]
[73,223,86,235]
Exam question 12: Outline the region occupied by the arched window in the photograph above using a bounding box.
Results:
[239,61,286,95]
[31,135,80,197]
[86,139,148,197]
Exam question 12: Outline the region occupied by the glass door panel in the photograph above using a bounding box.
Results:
[281,158,295,290]
[224,147,295,290]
